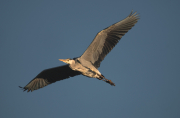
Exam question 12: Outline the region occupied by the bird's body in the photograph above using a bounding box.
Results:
[60,58,113,85]
[72,58,101,79]
[19,11,140,92]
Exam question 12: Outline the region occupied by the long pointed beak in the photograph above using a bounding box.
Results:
[59,59,66,62]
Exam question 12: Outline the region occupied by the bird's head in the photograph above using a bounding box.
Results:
[59,58,73,64]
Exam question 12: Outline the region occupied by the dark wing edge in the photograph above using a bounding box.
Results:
[19,65,81,92]
[80,11,139,68]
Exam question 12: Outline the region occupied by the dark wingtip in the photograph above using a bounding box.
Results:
[129,10,137,16]
[19,86,28,92]
[128,10,140,21]
[129,10,133,16]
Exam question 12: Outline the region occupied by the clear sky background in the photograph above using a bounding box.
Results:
[1,0,180,118]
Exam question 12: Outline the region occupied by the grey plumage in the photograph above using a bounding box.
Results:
[19,11,139,92]
[80,11,139,68]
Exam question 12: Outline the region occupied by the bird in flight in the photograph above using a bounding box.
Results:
[19,11,139,92]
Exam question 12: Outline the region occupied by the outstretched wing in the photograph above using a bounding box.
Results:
[80,11,139,68]
[19,65,81,92]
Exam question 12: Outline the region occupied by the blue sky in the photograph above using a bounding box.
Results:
[1,0,180,118]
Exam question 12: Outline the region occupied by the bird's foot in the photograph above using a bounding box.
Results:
[98,74,115,86]
[106,80,115,86]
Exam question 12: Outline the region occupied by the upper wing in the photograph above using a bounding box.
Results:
[19,65,81,92]
[80,11,139,68]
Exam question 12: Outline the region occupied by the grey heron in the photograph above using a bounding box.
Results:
[19,11,139,92]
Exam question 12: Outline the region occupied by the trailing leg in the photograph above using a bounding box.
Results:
[99,75,115,86]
